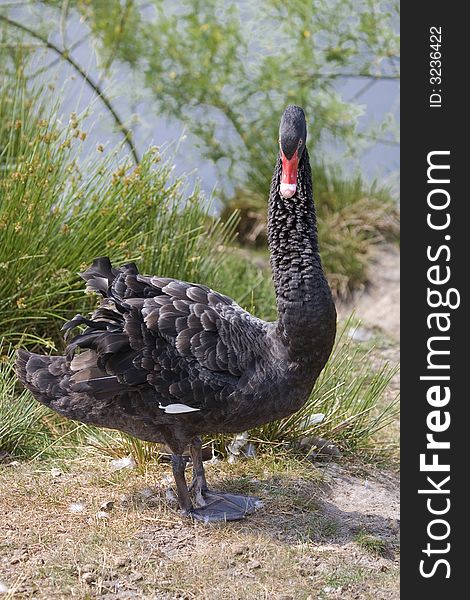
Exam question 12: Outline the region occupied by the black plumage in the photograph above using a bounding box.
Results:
[16,106,336,521]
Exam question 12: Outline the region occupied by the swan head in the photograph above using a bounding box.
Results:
[279,105,307,199]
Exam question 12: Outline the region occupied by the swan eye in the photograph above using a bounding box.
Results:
[298,139,303,147]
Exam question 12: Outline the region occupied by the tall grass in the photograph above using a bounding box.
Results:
[0,78,276,459]
[0,82,241,347]
[314,166,399,297]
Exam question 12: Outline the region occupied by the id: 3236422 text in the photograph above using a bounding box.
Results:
[429,26,442,108]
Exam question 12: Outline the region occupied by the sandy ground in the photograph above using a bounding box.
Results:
[337,244,400,342]
[0,456,399,600]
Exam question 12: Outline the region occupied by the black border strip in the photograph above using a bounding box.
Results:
[401,3,466,595]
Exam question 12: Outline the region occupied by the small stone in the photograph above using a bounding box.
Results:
[242,442,256,458]
[113,557,130,568]
[348,326,374,342]
[165,489,178,505]
[110,456,136,471]
[10,551,28,565]
[232,544,248,556]
[100,500,114,512]
[96,511,109,520]
[308,413,325,425]
[119,494,131,506]
[227,431,249,462]
[159,473,173,486]
[0,451,13,464]
[247,560,261,569]
[0,582,9,593]
[300,436,341,461]
[81,572,95,584]
[139,487,155,499]
[68,502,85,513]
[50,468,62,478]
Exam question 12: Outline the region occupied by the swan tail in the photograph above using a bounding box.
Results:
[79,256,121,296]
[78,256,160,302]
[15,349,70,407]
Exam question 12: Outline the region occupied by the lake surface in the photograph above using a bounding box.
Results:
[16,3,399,201]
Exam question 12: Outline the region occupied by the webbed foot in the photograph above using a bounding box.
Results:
[189,490,260,522]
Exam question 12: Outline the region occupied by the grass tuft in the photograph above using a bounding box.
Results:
[353,530,389,556]
[0,81,239,347]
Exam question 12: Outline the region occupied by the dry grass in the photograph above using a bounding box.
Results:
[1,454,399,599]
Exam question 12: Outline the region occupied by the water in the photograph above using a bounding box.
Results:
[11,2,399,200]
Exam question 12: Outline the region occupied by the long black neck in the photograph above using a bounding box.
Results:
[268,148,336,360]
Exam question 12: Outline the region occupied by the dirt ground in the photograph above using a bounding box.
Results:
[337,244,400,342]
[0,455,399,600]
[0,244,400,600]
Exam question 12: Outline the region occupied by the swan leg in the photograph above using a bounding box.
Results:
[189,437,209,506]
[171,443,260,521]
[187,438,260,522]
[171,454,193,514]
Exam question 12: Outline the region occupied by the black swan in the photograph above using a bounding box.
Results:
[16,106,336,522]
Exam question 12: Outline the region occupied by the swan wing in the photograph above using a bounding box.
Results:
[64,258,269,410]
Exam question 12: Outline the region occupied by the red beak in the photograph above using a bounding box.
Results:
[280,150,299,198]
